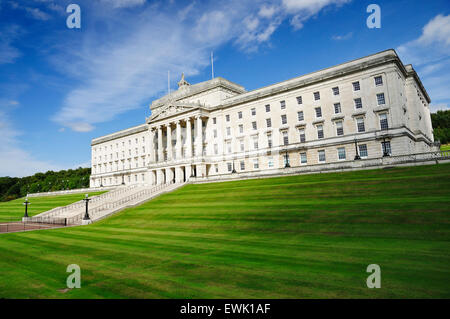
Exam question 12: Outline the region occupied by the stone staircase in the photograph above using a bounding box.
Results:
[30,182,184,225]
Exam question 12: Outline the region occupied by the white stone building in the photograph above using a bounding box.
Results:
[90,49,436,187]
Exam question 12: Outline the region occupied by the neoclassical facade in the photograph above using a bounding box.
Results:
[90,49,436,187]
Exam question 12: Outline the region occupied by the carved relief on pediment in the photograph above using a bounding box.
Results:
[149,102,197,122]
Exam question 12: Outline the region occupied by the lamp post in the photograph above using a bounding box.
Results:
[121,175,125,185]
[232,158,237,174]
[382,137,390,157]
[82,194,92,225]
[354,138,361,160]
[23,195,30,219]
[284,150,290,168]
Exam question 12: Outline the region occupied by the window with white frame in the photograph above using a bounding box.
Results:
[240,161,245,171]
[380,113,389,130]
[281,114,287,125]
[251,108,256,116]
[332,87,340,96]
[266,118,272,128]
[315,107,322,118]
[382,141,392,155]
[338,147,346,160]
[215,164,218,173]
[317,125,324,139]
[318,150,326,162]
[280,100,286,109]
[253,158,259,169]
[227,162,232,172]
[252,121,257,130]
[354,98,363,109]
[265,104,271,112]
[226,114,230,122]
[359,144,368,158]
[283,131,289,145]
[253,136,259,150]
[334,103,342,114]
[377,93,386,105]
[299,128,306,143]
[296,96,303,105]
[240,139,244,152]
[356,117,365,132]
[336,121,344,136]
[268,157,274,168]
[353,81,360,91]
[239,124,244,134]
[227,141,231,153]
[226,127,231,136]
[214,129,217,138]
[314,91,320,100]
[214,144,218,155]
[267,134,273,148]
[213,117,216,124]
[298,111,304,122]
[375,76,383,86]
[238,111,242,119]
[300,152,307,164]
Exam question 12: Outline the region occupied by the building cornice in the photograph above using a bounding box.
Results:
[91,124,148,146]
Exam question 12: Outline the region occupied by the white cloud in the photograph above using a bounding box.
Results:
[397,14,450,110]
[100,0,146,8]
[430,103,449,113]
[8,1,52,20]
[51,0,352,132]
[332,32,353,41]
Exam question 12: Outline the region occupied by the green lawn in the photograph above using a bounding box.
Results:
[0,164,449,298]
[441,144,450,151]
[0,191,106,223]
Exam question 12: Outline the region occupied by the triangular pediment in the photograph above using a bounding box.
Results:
[148,101,201,123]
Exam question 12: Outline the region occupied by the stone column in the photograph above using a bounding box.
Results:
[185,165,192,180]
[196,116,203,157]
[186,118,192,158]
[176,120,182,160]
[148,128,155,163]
[167,124,172,161]
[157,126,163,163]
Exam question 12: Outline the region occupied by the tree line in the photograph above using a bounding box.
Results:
[0,167,91,202]
[431,110,450,145]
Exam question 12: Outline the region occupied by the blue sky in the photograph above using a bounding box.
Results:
[0,0,449,177]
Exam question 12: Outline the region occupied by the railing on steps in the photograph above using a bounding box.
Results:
[66,181,179,225]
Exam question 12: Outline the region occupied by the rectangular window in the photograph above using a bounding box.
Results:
[334,103,341,114]
[380,113,389,130]
[252,121,257,130]
[226,114,230,122]
[336,121,344,136]
[359,144,368,158]
[281,114,287,125]
[353,81,361,91]
[226,127,231,136]
[266,118,272,128]
[215,164,218,173]
[238,124,243,134]
[238,111,242,119]
[377,93,386,105]
[283,131,289,146]
[297,111,304,122]
[300,152,307,164]
[354,98,363,109]
[296,96,303,105]
[253,136,259,150]
[318,150,326,162]
[314,91,320,100]
[214,144,218,155]
[332,87,340,96]
[240,140,244,152]
[253,158,259,169]
[375,76,383,86]
[357,117,365,132]
[214,129,217,138]
[251,108,256,116]
[338,147,346,160]
[227,162,232,172]
[315,107,322,118]
[213,117,217,124]
[227,142,231,154]
[382,141,391,155]
[280,100,286,109]
[265,104,271,112]
[317,125,324,139]
[240,161,245,171]
[299,128,306,143]
[268,157,274,168]
[267,134,273,148]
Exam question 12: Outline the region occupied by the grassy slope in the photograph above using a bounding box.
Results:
[441,144,450,151]
[0,192,106,222]
[0,164,449,298]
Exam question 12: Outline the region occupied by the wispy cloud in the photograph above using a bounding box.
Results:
[397,14,450,112]
[8,1,52,20]
[50,0,352,132]
[0,25,22,64]
[332,31,353,41]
